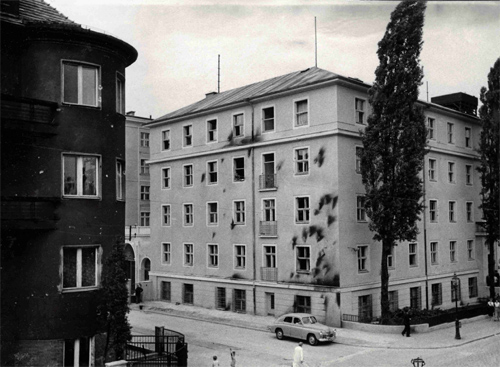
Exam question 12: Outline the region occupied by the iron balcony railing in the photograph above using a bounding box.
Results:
[259,221,277,237]
[261,267,278,282]
[259,174,277,190]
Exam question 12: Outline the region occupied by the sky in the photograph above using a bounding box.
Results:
[45,0,500,120]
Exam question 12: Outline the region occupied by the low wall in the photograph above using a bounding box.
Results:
[341,315,488,334]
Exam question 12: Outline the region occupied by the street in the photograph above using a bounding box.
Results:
[129,309,500,367]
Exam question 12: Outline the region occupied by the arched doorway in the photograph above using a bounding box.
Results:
[124,243,136,301]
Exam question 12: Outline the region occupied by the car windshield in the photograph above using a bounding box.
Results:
[301,316,317,324]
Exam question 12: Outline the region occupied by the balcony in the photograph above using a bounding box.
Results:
[261,267,278,282]
[259,174,277,190]
[1,197,60,230]
[259,221,277,237]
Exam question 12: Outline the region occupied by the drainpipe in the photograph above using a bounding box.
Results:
[422,156,429,310]
[247,98,257,315]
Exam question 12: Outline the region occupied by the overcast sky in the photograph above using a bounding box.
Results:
[46,0,500,119]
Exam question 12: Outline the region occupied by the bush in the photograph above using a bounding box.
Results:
[385,304,489,326]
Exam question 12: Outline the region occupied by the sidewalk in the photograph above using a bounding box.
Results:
[130,301,500,350]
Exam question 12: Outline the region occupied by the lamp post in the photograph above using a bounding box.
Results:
[451,272,461,340]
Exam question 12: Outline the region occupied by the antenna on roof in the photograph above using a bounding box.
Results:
[315,17,317,67]
[218,54,220,94]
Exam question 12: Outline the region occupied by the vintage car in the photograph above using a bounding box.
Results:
[268,313,336,346]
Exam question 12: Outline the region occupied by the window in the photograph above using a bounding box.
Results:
[142,259,150,281]
[262,106,275,132]
[357,245,368,272]
[140,132,150,147]
[356,147,363,174]
[447,122,454,144]
[216,287,226,309]
[63,246,99,290]
[235,245,246,269]
[161,281,171,301]
[357,196,367,222]
[465,164,472,185]
[388,291,398,312]
[448,162,455,183]
[409,243,417,266]
[263,199,276,222]
[162,130,170,151]
[449,201,456,222]
[427,117,435,139]
[465,127,471,148]
[468,277,478,298]
[116,160,125,200]
[466,202,473,222]
[233,113,244,137]
[410,286,421,310]
[451,279,461,302]
[261,153,276,189]
[183,125,192,147]
[294,148,309,175]
[63,154,99,198]
[140,185,150,201]
[428,159,436,181]
[207,202,218,225]
[140,159,149,175]
[295,99,308,127]
[355,98,365,124]
[208,244,218,268]
[431,283,442,306]
[358,295,372,322]
[233,157,245,181]
[387,246,394,268]
[184,244,193,266]
[449,241,457,262]
[184,164,193,187]
[295,295,311,314]
[116,74,125,114]
[183,283,194,304]
[140,212,150,226]
[429,200,438,222]
[295,196,310,224]
[162,167,171,189]
[264,245,276,268]
[162,243,171,264]
[296,246,310,272]
[162,205,171,226]
[207,161,218,184]
[207,119,217,142]
[64,337,94,367]
[430,241,438,264]
[234,200,246,225]
[63,62,99,107]
[467,240,475,260]
[183,204,193,226]
[233,289,246,313]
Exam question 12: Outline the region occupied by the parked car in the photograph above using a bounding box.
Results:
[268,313,336,346]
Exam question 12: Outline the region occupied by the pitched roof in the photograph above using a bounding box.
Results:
[1,0,77,26]
[155,67,345,122]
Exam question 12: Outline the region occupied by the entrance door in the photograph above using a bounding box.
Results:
[266,292,275,316]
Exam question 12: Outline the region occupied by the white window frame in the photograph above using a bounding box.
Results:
[183,164,193,187]
[140,211,150,226]
[62,60,100,107]
[467,240,475,260]
[64,337,95,367]
[162,167,171,189]
[429,199,438,222]
[387,245,395,269]
[162,129,171,151]
[465,127,471,148]
[62,153,101,199]
[427,117,435,140]
[233,156,245,182]
[140,185,150,201]
[61,245,101,291]
[207,243,219,268]
[294,147,310,175]
[162,204,171,227]
[183,124,193,148]
[295,196,310,224]
[296,245,311,273]
[184,243,194,267]
[234,244,246,270]
[183,203,194,227]
[294,98,309,128]
[262,198,276,222]
[232,112,245,138]
[263,244,277,268]
[355,97,366,125]
[162,242,171,265]
[430,241,438,265]
[207,201,219,226]
[449,201,456,223]
[355,146,363,174]
[428,158,437,182]
[140,159,149,175]
[116,72,125,114]
[207,160,218,185]
[140,132,150,147]
[233,200,246,225]
[206,118,218,143]
[116,159,125,201]
[357,195,367,222]
[466,201,474,222]
[447,122,454,144]
[449,240,457,262]
[357,245,369,272]
[448,161,455,183]
[465,164,473,185]
[261,105,275,133]
[409,243,418,267]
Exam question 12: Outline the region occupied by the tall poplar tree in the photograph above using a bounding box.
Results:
[360,0,427,322]
[478,58,500,300]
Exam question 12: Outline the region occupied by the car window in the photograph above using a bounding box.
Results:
[293,317,301,324]
[302,317,311,324]
[302,316,317,324]
[283,316,293,323]
[310,316,317,324]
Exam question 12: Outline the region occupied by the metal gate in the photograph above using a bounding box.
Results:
[126,327,188,366]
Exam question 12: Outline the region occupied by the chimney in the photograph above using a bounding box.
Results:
[205,92,217,98]
[126,111,136,116]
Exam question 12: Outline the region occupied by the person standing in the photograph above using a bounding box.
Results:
[401,310,411,337]
[292,342,303,367]
[488,298,495,319]
[229,348,236,367]
[135,283,143,304]
[211,355,220,367]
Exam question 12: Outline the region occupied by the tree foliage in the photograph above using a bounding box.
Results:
[478,57,500,300]
[97,238,132,361]
[360,0,427,322]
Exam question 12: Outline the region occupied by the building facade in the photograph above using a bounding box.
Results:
[144,67,487,327]
[1,0,137,365]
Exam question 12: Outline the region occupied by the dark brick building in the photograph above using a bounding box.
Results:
[1,1,137,365]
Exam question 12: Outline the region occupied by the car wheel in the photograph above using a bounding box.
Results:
[307,334,318,346]
[275,329,284,340]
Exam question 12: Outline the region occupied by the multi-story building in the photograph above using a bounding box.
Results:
[1,0,137,364]
[145,66,486,327]
[124,111,152,300]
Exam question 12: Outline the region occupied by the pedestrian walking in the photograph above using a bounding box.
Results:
[135,283,143,304]
[229,348,236,367]
[292,342,303,367]
[494,298,500,321]
[401,310,411,337]
[488,298,495,319]
[212,355,220,367]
